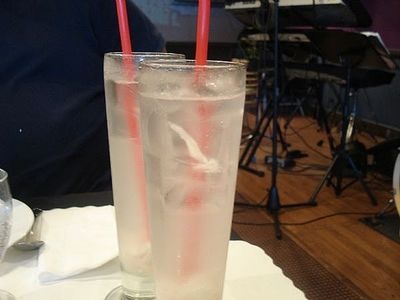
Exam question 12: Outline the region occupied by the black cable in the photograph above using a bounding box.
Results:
[284,120,316,137]
[287,123,332,160]
[233,211,377,226]
[264,164,325,175]
[295,161,329,170]
[248,161,327,176]
[277,172,326,177]
[379,206,396,216]
[233,187,392,227]
[370,170,392,184]
[234,191,268,212]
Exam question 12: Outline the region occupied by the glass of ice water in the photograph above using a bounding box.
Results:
[0,169,16,300]
[103,52,185,300]
[137,60,246,300]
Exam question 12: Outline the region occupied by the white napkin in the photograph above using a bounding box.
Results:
[37,205,118,283]
[224,241,306,299]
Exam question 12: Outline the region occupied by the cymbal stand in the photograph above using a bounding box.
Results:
[308,64,378,205]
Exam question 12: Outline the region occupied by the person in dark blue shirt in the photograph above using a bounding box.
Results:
[0,0,165,201]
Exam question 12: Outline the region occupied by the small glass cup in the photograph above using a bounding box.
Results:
[137,60,246,300]
[104,52,185,300]
[0,169,16,300]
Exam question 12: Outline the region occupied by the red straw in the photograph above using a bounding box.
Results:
[115,0,132,53]
[114,0,149,241]
[195,0,210,65]
[181,0,211,278]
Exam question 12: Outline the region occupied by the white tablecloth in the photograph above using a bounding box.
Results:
[0,240,306,300]
[2,201,306,299]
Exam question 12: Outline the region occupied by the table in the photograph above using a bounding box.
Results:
[0,192,307,299]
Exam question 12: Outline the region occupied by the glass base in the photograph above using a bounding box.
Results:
[105,286,155,300]
[0,290,15,300]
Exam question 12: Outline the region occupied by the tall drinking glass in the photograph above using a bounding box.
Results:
[0,169,16,300]
[103,52,185,300]
[137,60,246,300]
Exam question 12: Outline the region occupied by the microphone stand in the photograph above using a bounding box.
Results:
[267,0,315,239]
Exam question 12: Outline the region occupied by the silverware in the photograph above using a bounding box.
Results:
[13,208,45,251]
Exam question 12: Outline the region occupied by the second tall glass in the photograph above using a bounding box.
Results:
[103,52,184,300]
[137,60,246,300]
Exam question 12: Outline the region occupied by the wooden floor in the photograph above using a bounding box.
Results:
[235,113,400,300]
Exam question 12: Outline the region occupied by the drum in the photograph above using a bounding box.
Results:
[393,150,400,219]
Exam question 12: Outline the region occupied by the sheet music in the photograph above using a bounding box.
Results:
[225,1,261,10]
[244,33,311,43]
[278,0,343,6]
[361,31,390,53]
[226,0,344,9]
[361,31,397,70]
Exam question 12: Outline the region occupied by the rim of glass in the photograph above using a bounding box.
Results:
[140,59,246,70]
[0,169,8,183]
[104,52,184,58]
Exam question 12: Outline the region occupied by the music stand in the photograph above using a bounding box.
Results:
[305,30,397,205]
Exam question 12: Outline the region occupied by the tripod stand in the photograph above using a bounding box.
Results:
[239,1,288,177]
[308,63,378,205]
[240,0,315,239]
[239,77,288,177]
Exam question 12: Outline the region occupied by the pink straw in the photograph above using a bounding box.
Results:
[114,0,149,240]
[181,0,211,278]
[195,0,210,65]
[115,0,132,53]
